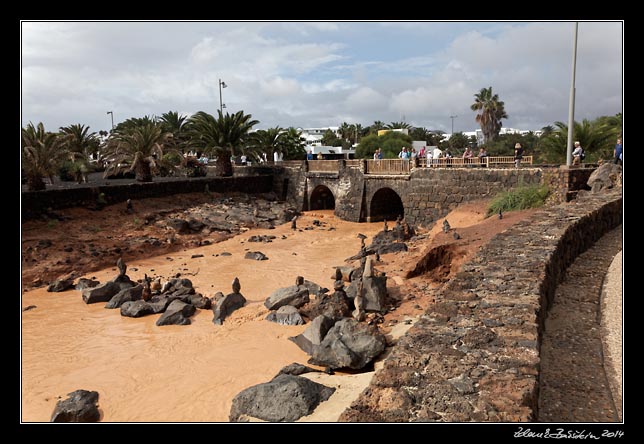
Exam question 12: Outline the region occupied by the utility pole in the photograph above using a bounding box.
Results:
[566,22,579,166]
[450,115,458,135]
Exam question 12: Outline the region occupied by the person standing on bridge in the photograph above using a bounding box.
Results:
[514,143,524,168]
[614,138,622,165]
[463,146,473,166]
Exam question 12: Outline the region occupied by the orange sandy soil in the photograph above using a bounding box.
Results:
[21,195,536,422]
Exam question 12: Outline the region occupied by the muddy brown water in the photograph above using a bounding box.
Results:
[21,210,383,422]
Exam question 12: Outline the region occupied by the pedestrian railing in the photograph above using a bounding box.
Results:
[365,159,412,175]
[307,160,340,173]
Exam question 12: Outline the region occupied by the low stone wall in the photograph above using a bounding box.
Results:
[21,175,273,220]
[340,187,622,422]
[542,166,594,203]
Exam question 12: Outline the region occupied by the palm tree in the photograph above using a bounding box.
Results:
[248,127,285,161]
[158,111,189,153]
[113,115,157,134]
[338,122,353,141]
[22,122,70,191]
[471,86,508,143]
[187,110,258,177]
[386,121,412,130]
[280,127,307,159]
[59,124,100,182]
[103,123,174,182]
[369,120,386,134]
[539,118,619,163]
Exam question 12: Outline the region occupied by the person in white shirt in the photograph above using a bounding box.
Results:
[572,141,584,166]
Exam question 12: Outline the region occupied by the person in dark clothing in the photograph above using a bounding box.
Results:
[514,143,524,168]
[614,138,622,165]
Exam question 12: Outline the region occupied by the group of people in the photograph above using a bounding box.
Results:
[570,137,623,166]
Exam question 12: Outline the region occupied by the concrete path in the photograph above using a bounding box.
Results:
[538,226,622,422]
[601,250,623,421]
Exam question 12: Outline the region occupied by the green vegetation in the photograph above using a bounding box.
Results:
[537,115,622,164]
[486,184,550,217]
[471,86,508,144]
[355,131,413,159]
[103,122,178,182]
[22,122,70,191]
[248,126,306,160]
[186,110,259,177]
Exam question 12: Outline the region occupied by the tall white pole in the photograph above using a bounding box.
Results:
[566,22,579,166]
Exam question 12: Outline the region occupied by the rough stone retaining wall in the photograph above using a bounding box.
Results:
[339,188,622,422]
[542,167,594,203]
[21,175,273,220]
[385,168,543,228]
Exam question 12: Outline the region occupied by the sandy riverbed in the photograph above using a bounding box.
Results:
[22,202,533,422]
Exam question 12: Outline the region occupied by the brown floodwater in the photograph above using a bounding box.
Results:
[21,210,384,422]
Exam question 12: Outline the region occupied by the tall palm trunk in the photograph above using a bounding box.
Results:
[27,174,46,191]
[214,152,234,177]
[134,158,153,182]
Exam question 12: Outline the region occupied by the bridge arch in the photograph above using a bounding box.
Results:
[369,187,404,222]
[309,185,335,210]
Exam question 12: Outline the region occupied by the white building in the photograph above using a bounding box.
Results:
[297,127,340,146]
[447,128,543,145]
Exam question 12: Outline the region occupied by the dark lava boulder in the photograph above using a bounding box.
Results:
[105,284,143,309]
[275,363,321,378]
[190,294,211,309]
[299,292,351,322]
[75,278,100,291]
[229,374,335,422]
[309,318,386,370]
[345,276,388,313]
[265,305,304,326]
[120,300,155,318]
[51,389,100,422]
[156,300,196,326]
[587,163,622,192]
[212,292,246,325]
[244,251,269,261]
[47,277,75,292]
[82,281,121,304]
[289,315,336,355]
[264,285,310,310]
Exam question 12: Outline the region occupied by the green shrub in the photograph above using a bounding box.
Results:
[487,184,550,216]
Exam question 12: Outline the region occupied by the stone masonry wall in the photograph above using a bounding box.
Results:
[339,188,622,422]
[333,164,365,222]
[542,167,594,204]
[397,168,543,228]
[21,175,273,220]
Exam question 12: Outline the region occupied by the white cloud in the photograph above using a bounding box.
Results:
[21,21,622,134]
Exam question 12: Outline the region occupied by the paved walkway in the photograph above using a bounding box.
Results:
[538,226,622,422]
[601,250,623,421]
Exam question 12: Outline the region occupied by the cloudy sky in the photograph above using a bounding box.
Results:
[21,21,622,134]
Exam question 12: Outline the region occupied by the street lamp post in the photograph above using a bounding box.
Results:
[566,22,579,166]
[450,115,458,135]
[219,79,227,114]
[107,111,114,130]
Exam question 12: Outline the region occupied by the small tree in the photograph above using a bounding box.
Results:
[22,122,70,191]
[355,132,413,158]
[103,122,177,182]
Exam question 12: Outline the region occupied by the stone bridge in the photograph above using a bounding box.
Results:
[259,160,593,229]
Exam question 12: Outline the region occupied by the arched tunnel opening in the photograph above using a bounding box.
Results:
[369,187,404,222]
[310,185,335,210]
